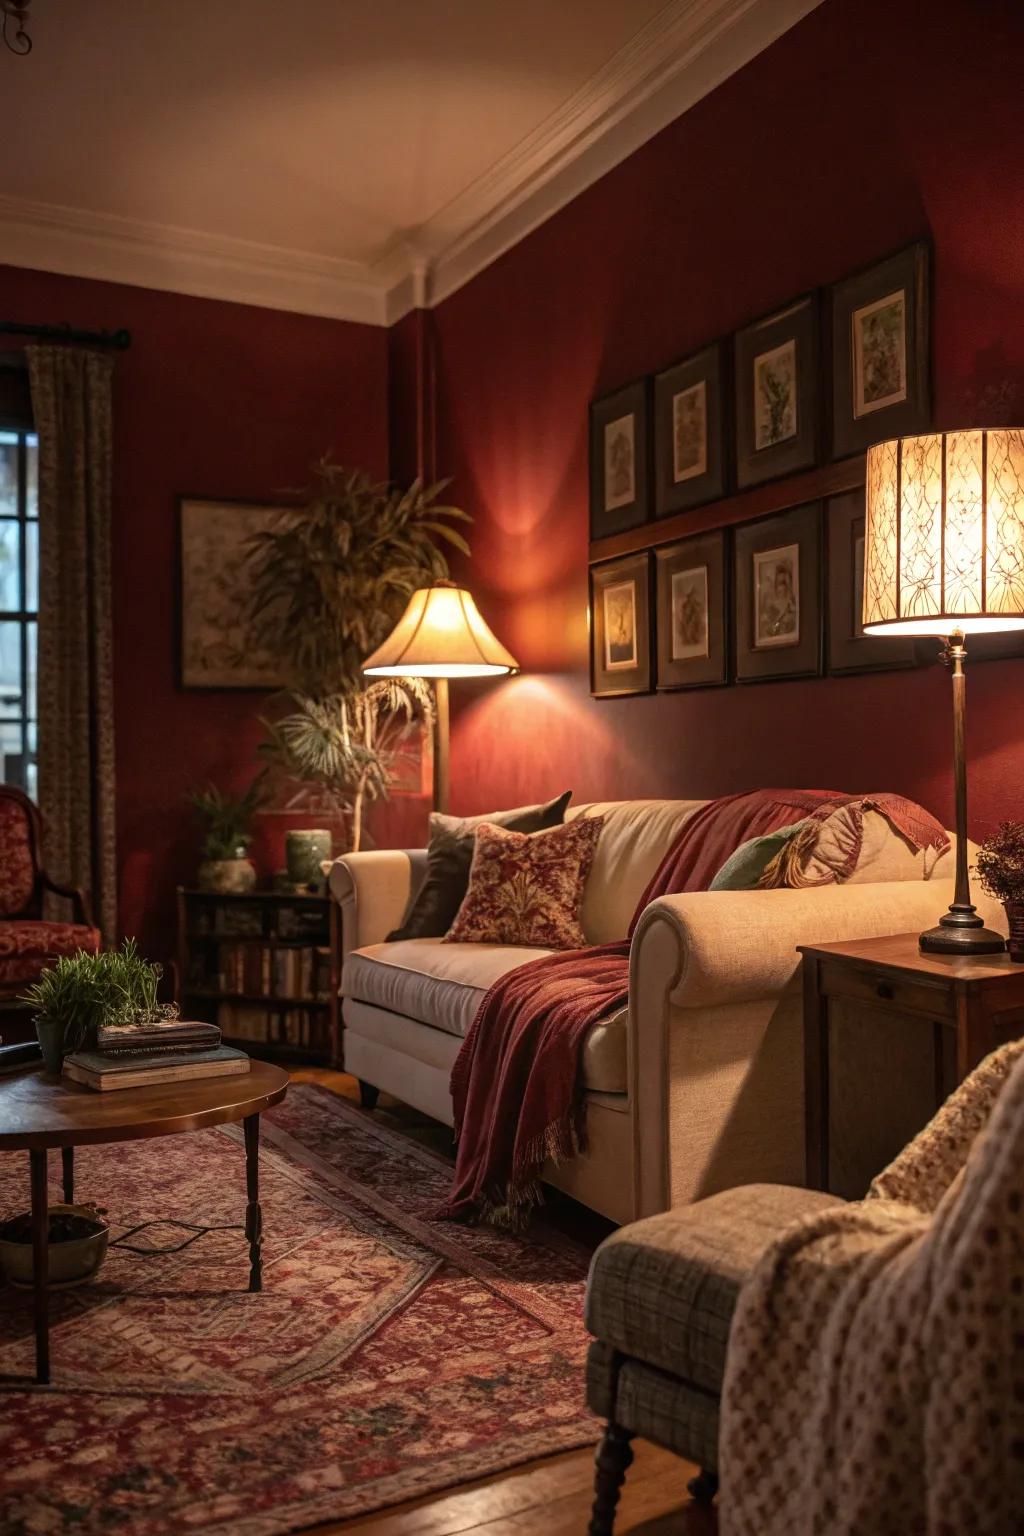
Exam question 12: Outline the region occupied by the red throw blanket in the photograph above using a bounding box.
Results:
[438,789,948,1225]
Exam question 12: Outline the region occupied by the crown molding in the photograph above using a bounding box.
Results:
[0,194,388,326]
[0,0,819,328]
[388,0,822,317]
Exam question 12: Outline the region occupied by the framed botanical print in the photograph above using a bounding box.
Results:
[733,501,822,682]
[831,241,930,458]
[653,344,726,517]
[655,531,728,689]
[590,553,652,697]
[826,488,916,674]
[178,496,297,689]
[589,381,650,540]
[734,296,819,489]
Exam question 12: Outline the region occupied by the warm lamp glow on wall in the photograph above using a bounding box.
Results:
[864,428,1024,953]
[362,582,518,813]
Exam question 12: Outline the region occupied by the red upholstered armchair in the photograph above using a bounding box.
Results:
[0,785,102,1001]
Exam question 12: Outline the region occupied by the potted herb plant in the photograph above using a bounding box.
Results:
[21,938,177,1071]
[187,779,263,893]
[974,821,1024,959]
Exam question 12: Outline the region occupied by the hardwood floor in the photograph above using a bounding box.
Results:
[287,1068,716,1536]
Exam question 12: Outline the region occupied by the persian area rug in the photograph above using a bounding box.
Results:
[0,1085,597,1535]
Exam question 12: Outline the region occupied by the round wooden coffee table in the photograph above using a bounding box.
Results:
[0,1060,289,1383]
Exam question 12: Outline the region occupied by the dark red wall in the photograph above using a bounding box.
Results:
[0,264,388,959]
[431,0,1024,836]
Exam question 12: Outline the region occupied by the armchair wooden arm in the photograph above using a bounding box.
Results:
[37,871,94,928]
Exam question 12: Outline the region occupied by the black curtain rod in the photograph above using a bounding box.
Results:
[0,321,132,350]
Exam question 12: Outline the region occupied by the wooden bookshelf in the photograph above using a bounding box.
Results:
[175,887,340,1067]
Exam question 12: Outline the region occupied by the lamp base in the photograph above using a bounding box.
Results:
[919,905,1006,956]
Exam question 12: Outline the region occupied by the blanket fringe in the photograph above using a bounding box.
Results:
[441,1107,586,1230]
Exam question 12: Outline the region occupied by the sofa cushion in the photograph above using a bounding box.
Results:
[585,1184,844,1394]
[343,939,628,1092]
[446,816,603,949]
[387,791,572,941]
[567,799,707,942]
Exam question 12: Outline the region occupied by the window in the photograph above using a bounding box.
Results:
[0,429,38,797]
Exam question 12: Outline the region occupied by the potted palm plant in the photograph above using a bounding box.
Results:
[975,821,1024,959]
[244,461,471,851]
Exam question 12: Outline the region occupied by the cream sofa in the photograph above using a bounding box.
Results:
[330,798,1001,1224]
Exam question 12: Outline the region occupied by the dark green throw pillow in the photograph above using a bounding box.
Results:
[387,791,573,941]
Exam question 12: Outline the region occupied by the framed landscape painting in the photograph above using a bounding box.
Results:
[826,488,916,674]
[733,501,822,682]
[590,553,652,697]
[831,241,930,458]
[653,344,726,517]
[734,296,819,489]
[655,531,728,689]
[178,497,296,690]
[589,381,650,540]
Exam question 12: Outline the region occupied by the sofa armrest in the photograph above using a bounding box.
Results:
[625,879,1006,1217]
[632,879,1007,1010]
[328,849,427,961]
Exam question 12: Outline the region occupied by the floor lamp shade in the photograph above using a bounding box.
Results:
[362,586,518,677]
[362,584,517,815]
[863,429,1024,637]
[862,428,1024,955]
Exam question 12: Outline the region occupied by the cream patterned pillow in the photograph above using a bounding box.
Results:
[445,817,604,948]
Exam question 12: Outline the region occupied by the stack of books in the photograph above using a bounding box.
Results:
[63,1019,251,1092]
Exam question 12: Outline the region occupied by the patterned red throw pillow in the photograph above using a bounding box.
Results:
[445,816,604,949]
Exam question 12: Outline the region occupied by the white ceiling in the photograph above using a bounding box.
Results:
[0,0,820,325]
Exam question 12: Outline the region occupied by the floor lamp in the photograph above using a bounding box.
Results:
[863,429,1024,953]
[362,582,518,813]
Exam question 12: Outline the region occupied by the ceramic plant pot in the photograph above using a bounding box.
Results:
[0,1204,109,1288]
[1004,901,1024,962]
[34,1016,64,1075]
[198,857,257,895]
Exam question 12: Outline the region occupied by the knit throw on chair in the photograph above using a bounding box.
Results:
[719,1038,1024,1536]
[438,789,947,1226]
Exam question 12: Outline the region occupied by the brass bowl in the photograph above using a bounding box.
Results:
[0,1203,109,1288]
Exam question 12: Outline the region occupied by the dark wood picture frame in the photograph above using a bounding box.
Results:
[733,501,822,682]
[826,488,916,674]
[589,380,650,540]
[655,531,728,690]
[589,552,652,697]
[177,495,297,691]
[830,240,931,459]
[653,343,727,517]
[735,295,820,490]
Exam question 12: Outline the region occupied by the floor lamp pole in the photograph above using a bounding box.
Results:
[919,632,1004,954]
[433,677,450,814]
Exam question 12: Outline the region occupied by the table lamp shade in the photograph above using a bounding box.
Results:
[864,429,1024,636]
[363,585,518,677]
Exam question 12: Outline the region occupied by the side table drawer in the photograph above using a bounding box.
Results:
[818,959,955,1021]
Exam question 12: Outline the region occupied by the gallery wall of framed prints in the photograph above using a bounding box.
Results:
[586,239,934,698]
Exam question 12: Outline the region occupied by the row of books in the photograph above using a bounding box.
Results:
[62,1019,250,1092]
[189,906,329,941]
[196,942,332,1001]
[218,1004,322,1049]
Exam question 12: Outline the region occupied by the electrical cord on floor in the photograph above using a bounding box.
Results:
[110,1219,244,1256]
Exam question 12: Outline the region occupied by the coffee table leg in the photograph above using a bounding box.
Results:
[243,1114,262,1293]
[29,1149,49,1384]
[61,1147,74,1205]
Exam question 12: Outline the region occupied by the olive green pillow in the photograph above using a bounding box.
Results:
[708,820,809,891]
[387,791,573,940]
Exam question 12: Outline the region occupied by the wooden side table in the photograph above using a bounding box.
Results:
[799,933,1024,1196]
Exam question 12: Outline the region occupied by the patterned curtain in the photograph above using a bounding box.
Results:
[26,346,117,940]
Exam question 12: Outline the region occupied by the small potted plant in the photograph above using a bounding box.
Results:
[974,821,1024,960]
[187,779,263,893]
[21,938,177,1071]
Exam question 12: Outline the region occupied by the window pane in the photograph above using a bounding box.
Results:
[0,439,17,517]
[26,619,36,722]
[0,719,24,787]
[25,519,38,612]
[0,620,21,715]
[0,520,20,610]
[26,434,38,518]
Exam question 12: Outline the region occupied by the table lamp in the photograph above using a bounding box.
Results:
[863,429,1024,953]
[362,581,518,813]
